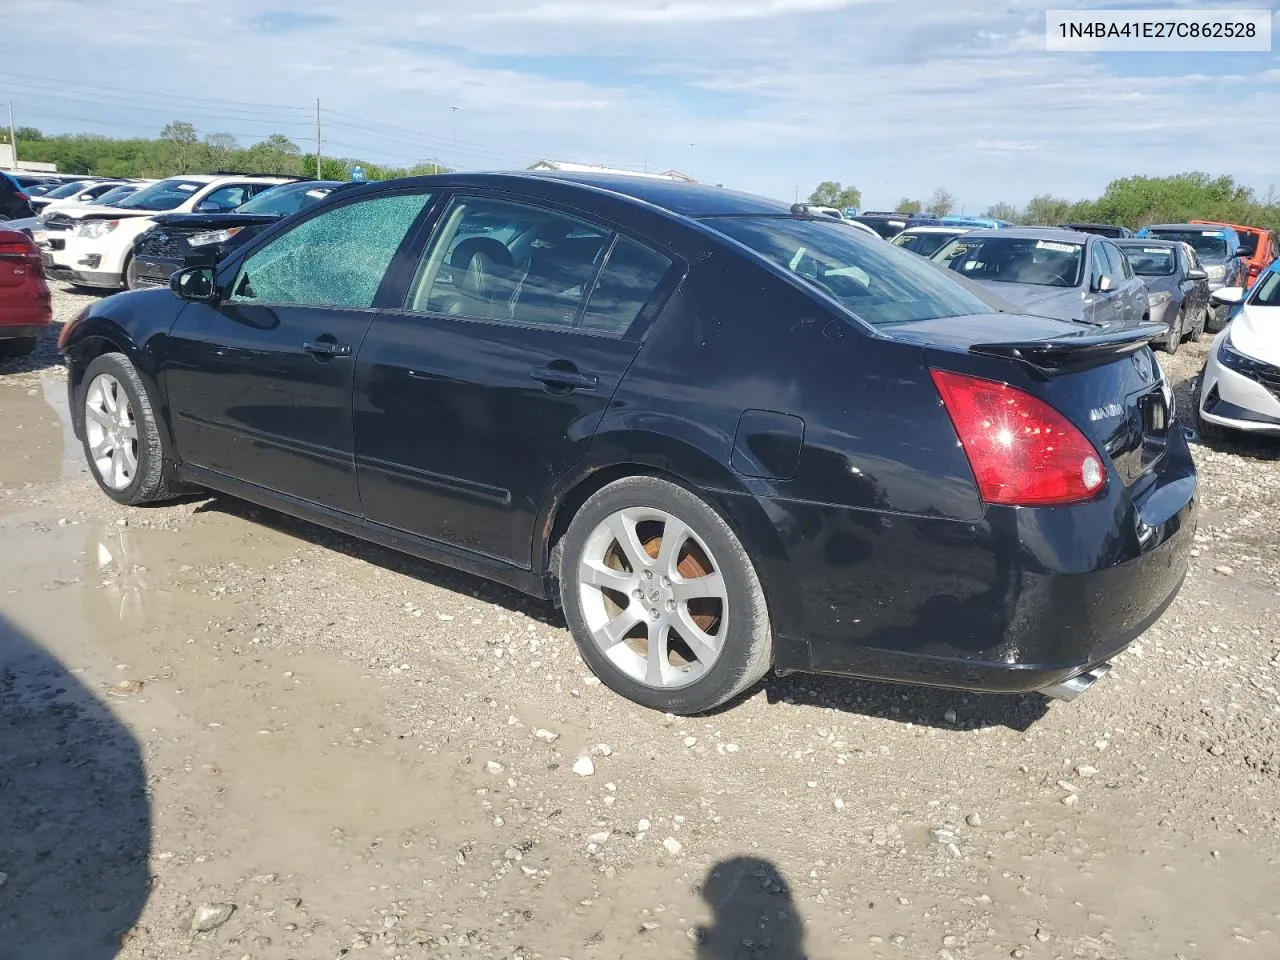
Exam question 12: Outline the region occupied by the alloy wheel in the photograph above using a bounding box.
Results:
[84,373,139,490]
[577,507,728,689]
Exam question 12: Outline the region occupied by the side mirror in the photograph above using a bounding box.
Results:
[1096,275,1116,293]
[195,200,228,213]
[1186,267,1208,281]
[1210,286,1245,306]
[170,265,217,302]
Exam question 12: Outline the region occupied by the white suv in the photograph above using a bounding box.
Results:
[53,174,294,288]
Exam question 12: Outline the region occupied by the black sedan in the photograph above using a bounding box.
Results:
[127,180,348,288]
[58,173,1195,714]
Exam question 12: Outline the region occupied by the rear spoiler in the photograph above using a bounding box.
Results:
[970,323,1166,374]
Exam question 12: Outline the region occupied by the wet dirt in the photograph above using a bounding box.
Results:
[1,323,1279,960]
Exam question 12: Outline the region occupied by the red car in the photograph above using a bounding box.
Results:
[0,225,52,358]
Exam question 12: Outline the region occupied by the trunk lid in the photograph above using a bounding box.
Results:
[888,313,1172,486]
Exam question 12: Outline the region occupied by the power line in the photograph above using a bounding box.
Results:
[0,85,311,127]
[0,70,311,114]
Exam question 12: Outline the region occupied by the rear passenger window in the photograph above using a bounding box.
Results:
[580,236,673,335]
[408,196,610,328]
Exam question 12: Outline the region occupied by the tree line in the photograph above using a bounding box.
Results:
[0,122,447,182]
[809,172,1280,234]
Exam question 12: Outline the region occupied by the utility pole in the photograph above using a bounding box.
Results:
[314,98,322,179]
[6,101,16,170]
[450,106,459,172]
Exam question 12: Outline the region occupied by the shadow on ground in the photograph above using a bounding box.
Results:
[0,613,151,959]
[694,857,807,960]
[197,494,1049,730]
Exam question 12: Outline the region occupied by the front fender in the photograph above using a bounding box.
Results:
[61,289,181,447]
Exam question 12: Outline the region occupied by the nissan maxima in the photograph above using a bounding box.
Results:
[58,173,1196,714]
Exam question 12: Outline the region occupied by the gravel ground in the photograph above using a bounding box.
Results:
[0,284,1278,960]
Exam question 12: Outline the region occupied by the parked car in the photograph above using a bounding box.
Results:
[14,174,60,197]
[23,183,153,255]
[891,225,974,257]
[59,172,1194,713]
[931,228,1149,329]
[32,179,132,213]
[1193,264,1280,441]
[0,225,52,358]
[1059,222,1135,238]
[50,174,296,289]
[128,180,348,288]
[1190,219,1278,288]
[0,172,35,222]
[936,216,1011,229]
[1136,224,1247,331]
[1114,239,1211,354]
[28,179,107,213]
[850,211,939,239]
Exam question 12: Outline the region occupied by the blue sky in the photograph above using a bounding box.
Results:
[5,0,1280,211]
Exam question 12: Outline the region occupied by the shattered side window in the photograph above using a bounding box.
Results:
[230,193,430,308]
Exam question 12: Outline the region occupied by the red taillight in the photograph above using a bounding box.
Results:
[930,369,1106,507]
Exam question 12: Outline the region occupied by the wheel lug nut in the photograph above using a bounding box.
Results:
[666,599,676,612]
[648,608,660,621]
[632,589,643,600]
[642,570,653,581]
[661,576,671,588]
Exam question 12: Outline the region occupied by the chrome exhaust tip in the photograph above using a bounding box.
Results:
[1041,663,1112,702]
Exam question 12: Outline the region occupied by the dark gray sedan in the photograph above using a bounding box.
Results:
[1114,239,1210,354]
[931,228,1149,329]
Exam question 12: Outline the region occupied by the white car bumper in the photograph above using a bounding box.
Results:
[1198,330,1280,436]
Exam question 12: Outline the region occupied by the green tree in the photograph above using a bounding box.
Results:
[160,120,200,173]
[808,180,862,210]
[896,197,922,215]
[926,188,955,218]
[1023,194,1073,226]
[983,202,1020,222]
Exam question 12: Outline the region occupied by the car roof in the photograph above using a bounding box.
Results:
[1116,238,1179,248]
[1144,222,1235,235]
[898,225,969,234]
[960,226,1093,242]
[368,171,792,219]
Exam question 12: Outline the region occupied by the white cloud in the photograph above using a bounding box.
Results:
[4,0,1279,210]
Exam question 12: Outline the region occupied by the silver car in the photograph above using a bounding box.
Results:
[931,228,1149,329]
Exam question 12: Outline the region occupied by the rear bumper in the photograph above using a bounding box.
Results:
[0,322,49,339]
[745,437,1197,696]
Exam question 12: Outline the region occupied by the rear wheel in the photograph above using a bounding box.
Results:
[79,353,183,505]
[558,476,773,714]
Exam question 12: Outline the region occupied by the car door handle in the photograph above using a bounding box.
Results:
[530,365,598,392]
[303,339,351,358]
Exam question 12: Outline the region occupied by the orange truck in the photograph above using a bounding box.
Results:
[1191,219,1278,287]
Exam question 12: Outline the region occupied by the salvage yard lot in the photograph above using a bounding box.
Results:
[1,286,1279,960]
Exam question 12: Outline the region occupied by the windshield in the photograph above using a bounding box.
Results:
[42,181,94,200]
[115,179,207,212]
[892,229,963,257]
[93,186,138,207]
[1249,270,1280,307]
[237,182,334,216]
[1144,229,1228,260]
[706,216,990,325]
[853,216,907,239]
[934,235,1084,288]
[1119,246,1175,276]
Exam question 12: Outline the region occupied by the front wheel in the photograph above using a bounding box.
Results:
[1191,372,1227,445]
[79,353,183,505]
[558,476,773,714]
[1186,305,1206,342]
[124,255,143,291]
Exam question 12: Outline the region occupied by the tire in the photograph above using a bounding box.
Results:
[78,352,183,505]
[1191,372,1227,445]
[1187,305,1206,343]
[0,336,37,358]
[558,476,773,714]
[1161,308,1182,355]
[1205,302,1228,334]
[124,255,143,291]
